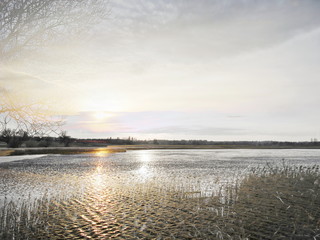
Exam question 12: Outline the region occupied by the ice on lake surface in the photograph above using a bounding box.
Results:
[0,154,46,164]
[1,149,320,239]
[1,149,320,201]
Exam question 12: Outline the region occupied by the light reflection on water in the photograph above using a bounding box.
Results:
[91,164,104,189]
[1,149,320,202]
[136,165,153,182]
[94,148,112,157]
[135,150,153,182]
[1,149,320,238]
[139,150,151,163]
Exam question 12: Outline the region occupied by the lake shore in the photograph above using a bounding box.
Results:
[0,147,125,156]
[1,144,320,156]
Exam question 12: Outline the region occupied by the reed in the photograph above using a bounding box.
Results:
[0,163,319,239]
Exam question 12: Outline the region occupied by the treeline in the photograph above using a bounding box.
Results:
[152,140,320,146]
[74,138,320,147]
[0,129,72,148]
[1,131,320,148]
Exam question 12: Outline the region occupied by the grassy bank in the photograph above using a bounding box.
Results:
[0,147,126,156]
[109,144,320,150]
[2,144,320,157]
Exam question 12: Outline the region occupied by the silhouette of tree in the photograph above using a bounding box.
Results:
[0,88,63,141]
[0,0,110,144]
[0,0,110,61]
[0,128,29,147]
[59,130,72,147]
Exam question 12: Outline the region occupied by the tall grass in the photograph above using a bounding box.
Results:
[230,164,320,239]
[0,164,319,239]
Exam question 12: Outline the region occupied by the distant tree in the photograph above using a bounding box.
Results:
[38,136,54,147]
[0,128,29,147]
[59,130,72,147]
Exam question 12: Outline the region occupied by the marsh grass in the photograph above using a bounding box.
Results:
[8,148,125,156]
[1,164,320,239]
[230,164,320,239]
[0,147,126,157]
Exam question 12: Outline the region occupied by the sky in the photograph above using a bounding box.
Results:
[2,0,320,141]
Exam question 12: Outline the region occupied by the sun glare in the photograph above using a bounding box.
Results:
[93,111,108,120]
[139,151,151,162]
[94,149,110,157]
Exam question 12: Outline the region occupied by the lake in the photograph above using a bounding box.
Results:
[1,149,320,239]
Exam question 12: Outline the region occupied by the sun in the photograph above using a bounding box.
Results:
[93,111,108,120]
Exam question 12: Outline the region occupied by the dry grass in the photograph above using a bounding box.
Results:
[229,164,320,239]
[0,164,319,239]
[0,150,14,156]
[0,147,125,156]
[2,144,320,157]
[109,144,320,150]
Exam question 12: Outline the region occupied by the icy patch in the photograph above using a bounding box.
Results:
[0,154,46,164]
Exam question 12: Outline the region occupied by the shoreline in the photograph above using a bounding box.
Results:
[1,144,320,156]
[0,147,125,157]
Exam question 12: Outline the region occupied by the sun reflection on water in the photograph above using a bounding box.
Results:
[89,161,106,190]
[135,151,153,181]
[81,161,121,239]
[94,149,110,157]
[140,150,151,163]
[136,165,153,181]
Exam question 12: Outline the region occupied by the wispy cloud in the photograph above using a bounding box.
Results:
[140,126,246,136]
[4,0,320,140]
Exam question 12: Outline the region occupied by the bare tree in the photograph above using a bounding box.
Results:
[0,88,64,146]
[0,0,110,61]
[59,130,72,147]
[0,0,110,145]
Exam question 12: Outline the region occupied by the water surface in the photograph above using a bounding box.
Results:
[1,149,320,239]
[1,149,320,201]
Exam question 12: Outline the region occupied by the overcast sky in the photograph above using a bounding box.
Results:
[2,0,320,140]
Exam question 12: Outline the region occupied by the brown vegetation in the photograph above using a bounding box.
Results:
[0,164,319,239]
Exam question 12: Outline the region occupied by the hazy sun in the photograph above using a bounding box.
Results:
[93,111,108,120]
